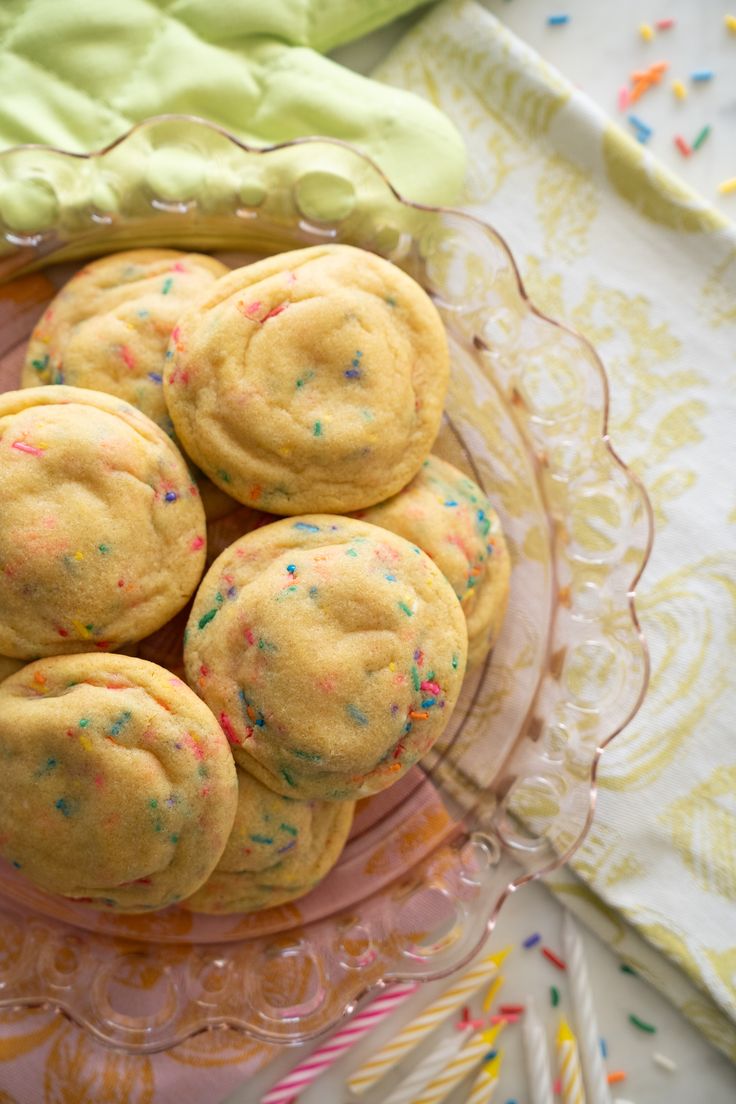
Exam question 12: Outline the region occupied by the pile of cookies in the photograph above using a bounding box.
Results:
[0,245,509,915]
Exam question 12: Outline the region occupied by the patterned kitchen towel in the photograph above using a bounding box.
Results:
[374,0,736,1060]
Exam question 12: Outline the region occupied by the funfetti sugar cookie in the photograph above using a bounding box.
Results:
[0,655,23,683]
[0,654,237,912]
[184,766,354,913]
[184,515,467,800]
[164,244,449,514]
[23,249,228,432]
[357,455,510,667]
[0,386,206,658]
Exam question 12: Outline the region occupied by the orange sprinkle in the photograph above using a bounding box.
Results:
[33,671,46,686]
[607,1071,627,1085]
[408,710,429,720]
[246,705,256,721]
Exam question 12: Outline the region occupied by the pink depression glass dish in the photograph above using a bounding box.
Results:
[0,118,652,1053]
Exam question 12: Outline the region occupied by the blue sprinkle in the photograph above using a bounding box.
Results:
[255,717,265,727]
[547,13,569,25]
[385,574,396,582]
[148,372,163,384]
[600,1037,608,1058]
[11,860,21,869]
[421,699,436,709]
[286,564,296,574]
[444,500,458,507]
[344,368,362,379]
[294,522,320,532]
[691,69,714,82]
[55,797,72,817]
[346,704,369,726]
[226,586,237,599]
[404,721,413,734]
[164,491,178,502]
[523,931,541,948]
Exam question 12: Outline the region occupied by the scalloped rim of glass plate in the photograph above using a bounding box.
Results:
[0,116,654,1037]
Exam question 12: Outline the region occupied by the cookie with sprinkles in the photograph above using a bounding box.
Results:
[23,249,227,431]
[356,455,511,667]
[164,244,449,514]
[184,515,468,800]
[0,386,206,658]
[183,766,354,913]
[21,249,236,521]
[0,654,237,912]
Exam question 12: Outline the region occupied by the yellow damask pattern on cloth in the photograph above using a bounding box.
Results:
[375,0,736,1059]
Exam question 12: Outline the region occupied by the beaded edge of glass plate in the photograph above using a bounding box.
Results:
[0,118,653,1052]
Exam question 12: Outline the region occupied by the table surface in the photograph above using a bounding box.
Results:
[231,5,736,1102]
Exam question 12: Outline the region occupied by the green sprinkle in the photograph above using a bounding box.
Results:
[385,296,397,307]
[198,607,219,630]
[98,544,110,554]
[313,421,322,437]
[250,834,273,845]
[551,985,560,1007]
[345,548,358,557]
[55,797,72,817]
[451,654,459,669]
[198,764,209,778]
[217,469,232,484]
[411,666,420,691]
[35,757,58,777]
[692,124,711,151]
[346,704,369,726]
[110,710,132,737]
[170,834,179,843]
[620,963,638,976]
[280,823,298,836]
[280,768,296,787]
[295,370,315,389]
[78,718,90,728]
[161,277,174,295]
[629,1013,656,1034]
[291,748,322,762]
[31,355,49,373]
[149,799,158,809]
[398,602,413,617]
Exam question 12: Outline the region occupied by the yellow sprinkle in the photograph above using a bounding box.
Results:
[482,972,505,1012]
[718,177,736,195]
[725,14,736,32]
[71,620,92,639]
[639,22,654,41]
[73,550,84,561]
[79,735,93,752]
[389,662,396,671]
[672,78,687,100]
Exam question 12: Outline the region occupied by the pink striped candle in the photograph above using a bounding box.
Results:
[260,982,419,1104]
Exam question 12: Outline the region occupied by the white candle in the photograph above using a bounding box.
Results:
[562,912,612,1104]
[522,995,554,1104]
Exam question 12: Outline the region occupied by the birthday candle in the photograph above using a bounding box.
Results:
[383,1024,503,1104]
[522,995,555,1104]
[466,1050,503,1104]
[414,1031,496,1104]
[556,1017,586,1104]
[260,982,418,1104]
[347,947,510,1095]
[562,913,611,1104]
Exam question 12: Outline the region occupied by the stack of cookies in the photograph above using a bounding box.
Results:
[0,245,510,915]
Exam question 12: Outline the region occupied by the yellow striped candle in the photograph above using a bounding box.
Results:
[466,1049,503,1104]
[414,1031,494,1104]
[347,947,510,1096]
[556,1017,586,1104]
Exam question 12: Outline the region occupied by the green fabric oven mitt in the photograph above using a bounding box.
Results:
[0,0,465,205]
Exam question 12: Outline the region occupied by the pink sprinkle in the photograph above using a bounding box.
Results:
[262,303,288,322]
[171,262,187,272]
[119,345,136,370]
[219,712,239,745]
[244,628,255,645]
[11,441,43,457]
[656,17,675,29]
[420,680,441,694]
[190,535,205,551]
[241,300,262,318]
[618,86,629,111]
[554,1078,562,1094]
[171,326,181,343]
